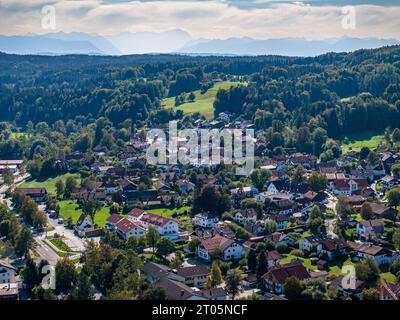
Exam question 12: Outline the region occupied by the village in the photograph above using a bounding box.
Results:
[1,114,400,301]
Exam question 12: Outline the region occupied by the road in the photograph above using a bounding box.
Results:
[325,192,338,239]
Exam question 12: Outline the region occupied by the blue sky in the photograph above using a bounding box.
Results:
[0,0,399,39]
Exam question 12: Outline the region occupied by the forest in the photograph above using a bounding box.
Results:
[0,45,400,156]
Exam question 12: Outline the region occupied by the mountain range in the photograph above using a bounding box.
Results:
[0,30,399,56]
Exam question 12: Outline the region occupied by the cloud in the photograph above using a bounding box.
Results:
[0,0,399,40]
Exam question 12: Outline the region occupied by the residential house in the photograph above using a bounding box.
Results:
[170,266,209,288]
[139,212,179,239]
[348,241,399,266]
[366,202,398,220]
[316,238,349,261]
[380,175,399,190]
[330,179,369,196]
[356,220,385,236]
[115,217,146,240]
[141,262,171,284]
[331,276,366,299]
[74,214,104,237]
[230,186,258,198]
[268,232,297,246]
[263,261,311,294]
[177,179,195,193]
[380,280,400,300]
[192,212,219,228]
[105,214,124,231]
[266,250,282,268]
[234,208,257,225]
[299,236,322,252]
[15,187,47,202]
[155,278,225,300]
[0,260,16,284]
[197,235,243,262]
[271,215,290,230]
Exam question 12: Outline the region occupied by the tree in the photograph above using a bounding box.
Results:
[69,271,92,300]
[146,226,160,256]
[55,179,65,198]
[247,249,257,272]
[22,256,39,293]
[392,164,400,178]
[392,128,400,143]
[55,258,76,294]
[15,227,33,258]
[3,169,14,186]
[81,200,101,224]
[393,229,400,250]
[209,261,223,288]
[256,251,268,277]
[361,288,380,300]
[65,176,77,197]
[264,219,277,235]
[284,276,303,300]
[387,189,400,208]
[307,173,327,192]
[156,237,175,257]
[193,184,231,215]
[142,286,166,300]
[225,269,242,300]
[292,165,305,183]
[355,257,380,282]
[250,169,271,192]
[188,237,201,253]
[336,196,352,219]
[360,202,373,220]
[188,92,196,102]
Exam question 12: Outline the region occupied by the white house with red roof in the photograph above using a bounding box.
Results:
[108,215,146,240]
[197,235,243,262]
[139,212,179,239]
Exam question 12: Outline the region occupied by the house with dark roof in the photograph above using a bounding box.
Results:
[15,187,47,202]
[263,261,311,295]
[234,208,257,225]
[197,235,243,262]
[331,275,366,299]
[365,202,398,220]
[348,241,399,266]
[356,219,385,236]
[155,278,225,300]
[169,266,209,288]
[316,238,350,261]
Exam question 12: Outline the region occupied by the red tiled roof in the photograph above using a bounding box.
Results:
[200,235,235,253]
[115,218,144,233]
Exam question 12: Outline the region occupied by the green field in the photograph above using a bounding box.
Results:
[21,173,81,195]
[341,131,384,153]
[162,81,243,120]
[147,206,191,217]
[59,200,111,227]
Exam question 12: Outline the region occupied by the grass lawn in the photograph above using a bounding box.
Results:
[380,272,397,284]
[47,236,72,252]
[21,173,81,195]
[280,254,317,271]
[162,81,243,120]
[327,258,355,277]
[59,200,111,227]
[147,206,191,217]
[341,130,384,153]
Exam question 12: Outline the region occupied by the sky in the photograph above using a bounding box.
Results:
[0,0,399,40]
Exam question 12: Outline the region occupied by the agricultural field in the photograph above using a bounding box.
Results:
[341,130,384,153]
[59,200,111,227]
[20,173,81,195]
[162,81,242,119]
